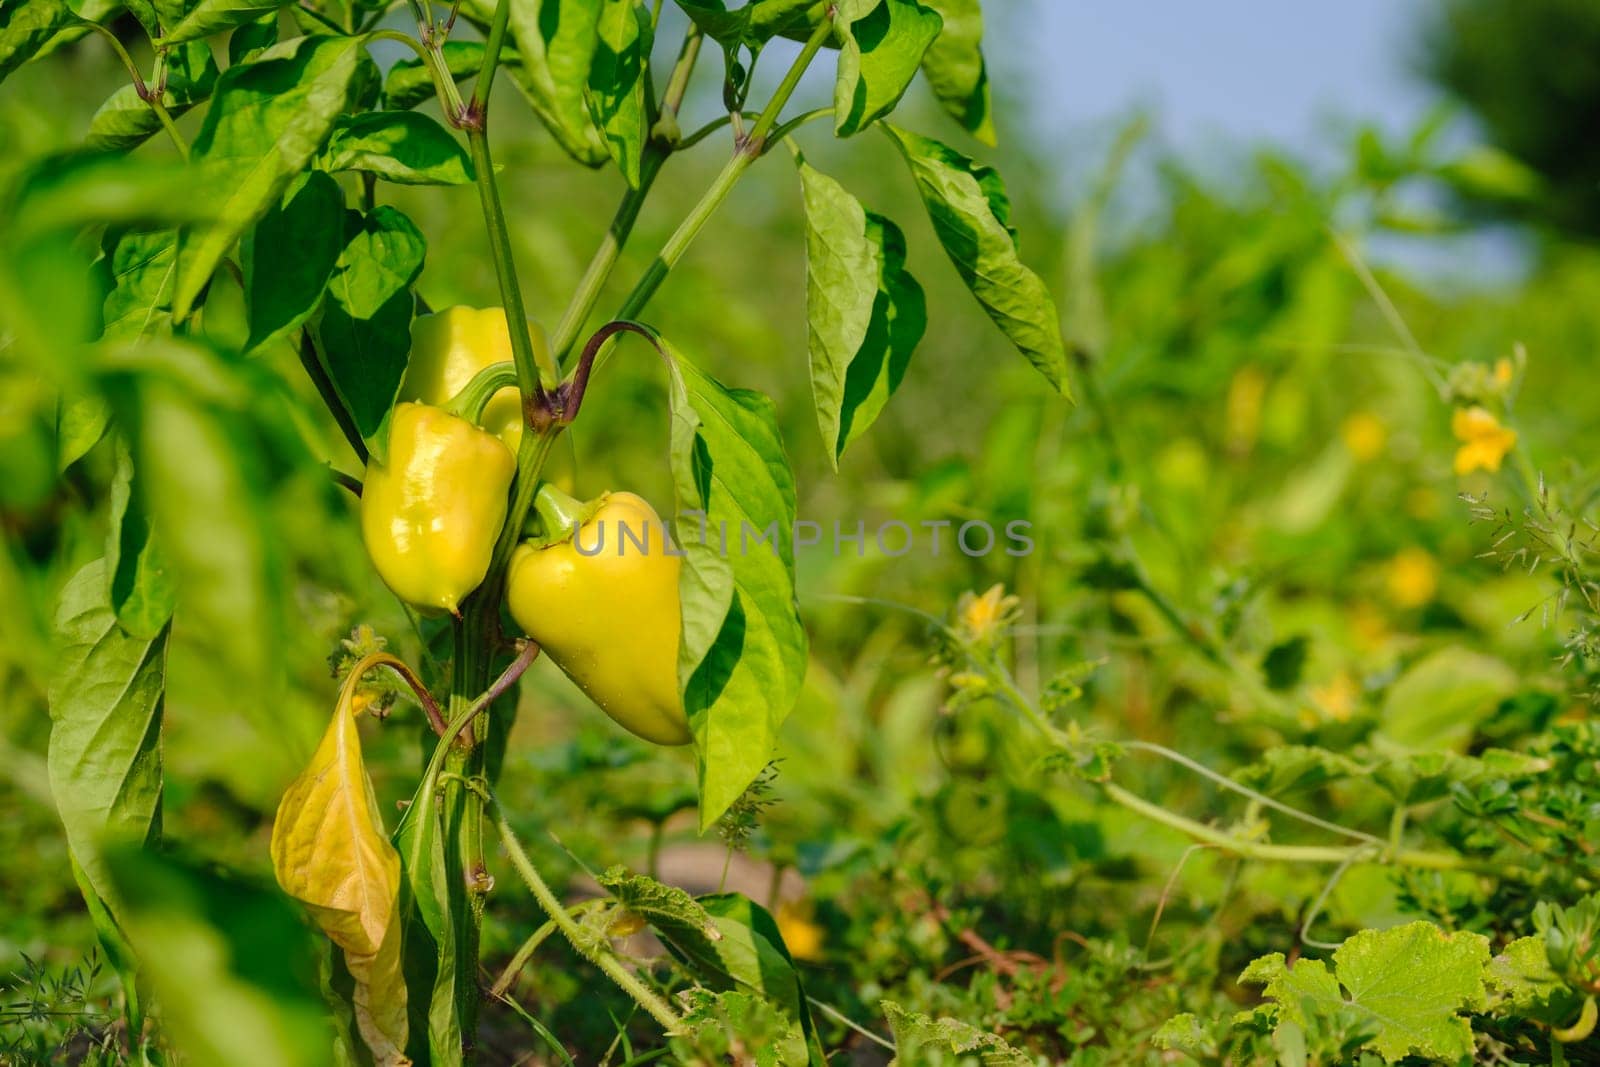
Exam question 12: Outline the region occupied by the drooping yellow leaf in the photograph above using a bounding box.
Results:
[271,652,409,1065]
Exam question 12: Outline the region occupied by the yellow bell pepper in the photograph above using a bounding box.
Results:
[401,306,550,452]
[361,402,515,614]
[506,490,691,745]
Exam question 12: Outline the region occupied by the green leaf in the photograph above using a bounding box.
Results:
[47,559,167,912]
[588,0,652,187]
[673,0,823,51]
[1487,936,1564,1014]
[461,0,607,166]
[174,34,371,319]
[87,39,220,151]
[834,0,941,137]
[798,158,924,465]
[0,0,74,82]
[56,390,112,471]
[105,848,336,1067]
[101,228,180,341]
[661,343,808,829]
[227,8,278,63]
[9,152,213,243]
[881,1000,1032,1066]
[1376,647,1516,753]
[241,170,345,354]
[1241,922,1491,1063]
[882,124,1069,395]
[315,206,426,453]
[106,441,178,639]
[111,347,285,704]
[160,0,289,45]
[393,784,462,1064]
[320,111,476,186]
[383,40,482,110]
[916,0,993,144]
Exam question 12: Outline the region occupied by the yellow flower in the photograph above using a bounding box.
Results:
[1493,357,1514,388]
[955,584,1019,644]
[1309,673,1359,722]
[1385,547,1438,609]
[1225,367,1267,455]
[1452,406,1517,475]
[775,900,825,962]
[1340,412,1387,462]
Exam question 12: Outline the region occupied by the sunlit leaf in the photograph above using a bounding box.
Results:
[882,1000,1031,1065]
[657,337,807,828]
[1241,922,1491,1063]
[589,0,652,187]
[383,41,482,110]
[834,0,941,137]
[47,559,167,910]
[799,157,924,464]
[271,654,409,1065]
[86,39,219,151]
[460,0,607,167]
[916,0,993,144]
[882,124,1069,396]
[320,111,476,186]
[315,204,426,456]
[0,0,75,83]
[174,34,371,319]
[106,441,177,639]
[161,0,290,46]
[101,228,179,342]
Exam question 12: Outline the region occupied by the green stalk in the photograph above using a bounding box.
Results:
[615,15,834,322]
[486,796,683,1033]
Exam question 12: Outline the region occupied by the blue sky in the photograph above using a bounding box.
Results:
[997,1,1440,158]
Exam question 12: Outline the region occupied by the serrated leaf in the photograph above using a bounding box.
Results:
[799,158,924,465]
[271,660,409,1065]
[160,0,287,45]
[1242,922,1491,1063]
[461,0,607,166]
[383,41,482,110]
[106,441,177,639]
[882,124,1069,395]
[106,848,336,1067]
[87,39,220,151]
[0,0,75,82]
[882,1000,1032,1066]
[241,170,345,354]
[320,111,476,186]
[588,0,652,187]
[315,205,425,454]
[1487,936,1563,1014]
[46,559,167,914]
[174,34,370,319]
[1232,745,1363,797]
[660,341,807,828]
[101,229,179,341]
[916,0,993,144]
[834,0,941,137]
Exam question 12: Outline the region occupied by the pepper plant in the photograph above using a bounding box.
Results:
[0,0,1067,1062]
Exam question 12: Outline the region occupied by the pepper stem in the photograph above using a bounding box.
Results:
[531,483,596,542]
[443,360,517,425]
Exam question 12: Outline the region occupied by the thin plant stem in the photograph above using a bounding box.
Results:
[483,792,684,1033]
[148,99,188,159]
[614,16,834,322]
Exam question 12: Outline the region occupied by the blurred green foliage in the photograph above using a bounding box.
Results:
[7,5,1600,1064]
